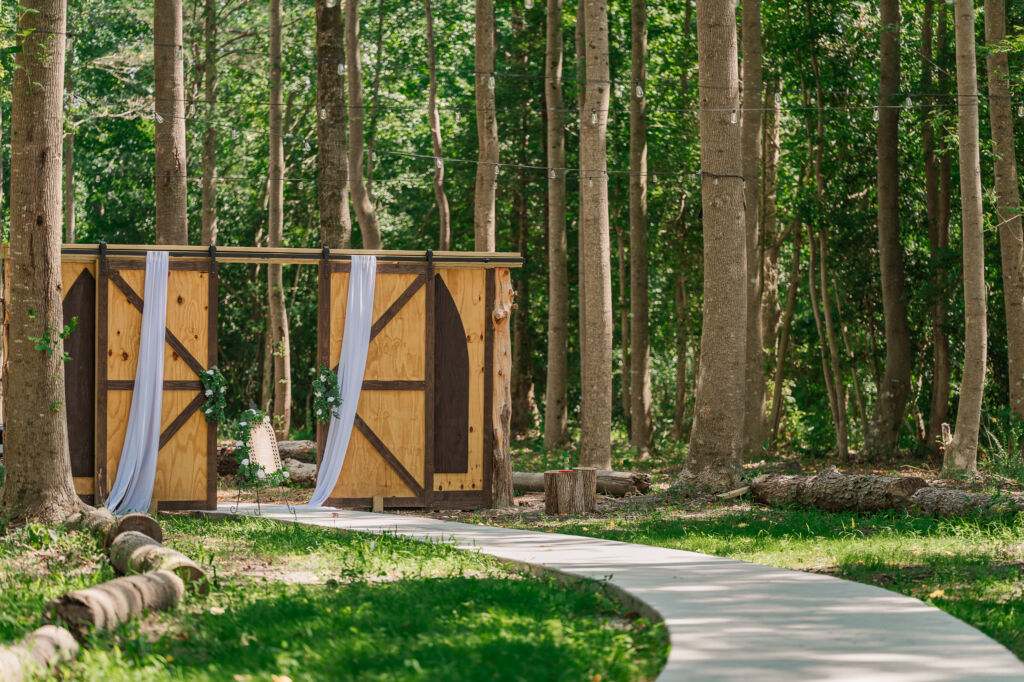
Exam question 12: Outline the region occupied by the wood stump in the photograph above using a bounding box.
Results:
[48,571,185,637]
[108,531,207,593]
[0,625,79,682]
[544,468,597,515]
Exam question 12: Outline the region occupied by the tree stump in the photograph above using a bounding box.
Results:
[108,531,207,593]
[48,571,185,637]
[572,467,597,512]
[0,625,79,682]
[544,468,597,515]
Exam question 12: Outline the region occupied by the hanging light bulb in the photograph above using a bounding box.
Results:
[588,177,593,188]
[372,150,377,162]
[494,164,500,177]
[873,107,880,121]
[525,0,534,7]
[550,168,556,179]
[591,109,598,124]
[905,96,912,108]
[319,107,327,120]
[435,157,443,169]
[635,83,644,99]
[304,140,311,152]
[488,75,495,90]
[714,177,719,186]
[730,109,737,124]
[774,91,782,106]
[1018,103,1024,117]
[326,0,337,7]
[652,173,658,184]
[154,110,164,124]
[298,180,304,190]
[337,62,345,76]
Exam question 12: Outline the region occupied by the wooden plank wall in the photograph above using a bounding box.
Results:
[61,262,97,502]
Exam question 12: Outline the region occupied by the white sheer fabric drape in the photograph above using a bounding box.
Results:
[303,255,377,509]
[105,251,169,515]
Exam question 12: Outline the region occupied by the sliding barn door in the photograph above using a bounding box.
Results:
[62,261,97,504]
[96,256,217,510]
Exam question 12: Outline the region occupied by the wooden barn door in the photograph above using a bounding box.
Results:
[96,255,217,510]
[62,261,97,504]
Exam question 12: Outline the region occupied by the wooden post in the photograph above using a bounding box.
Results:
[492,268,515,507]
[372,495,384,513]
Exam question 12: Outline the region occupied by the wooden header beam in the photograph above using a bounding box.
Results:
[0,243,523,268]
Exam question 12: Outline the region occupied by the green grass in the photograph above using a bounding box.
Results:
[2,517,666,681]
[488,506,1024,660]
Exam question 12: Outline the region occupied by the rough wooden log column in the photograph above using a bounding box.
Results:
[750,466,927,512]
[492,268,515,507]
[0,625,79,682]
[108,531,207,593]
[48,570,185,637]
[515,469,651,496]
[544,470,571,515]
[544,468,597,515]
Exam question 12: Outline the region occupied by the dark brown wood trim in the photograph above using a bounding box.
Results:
[423,260,435,508]
[158,499,214,511]
[207,257,219,509]
[77,494,96,506]
[328,262,424,275]
[483,269,495,508]
[324,497,426,509]
[370,273,427,341]
[158,392,207,450]
[361,379,425,391]
[352,414,424,496]
[106,380,202,391]
[317,259,331,469]
[95,255,109,502]
[104,258,211,272]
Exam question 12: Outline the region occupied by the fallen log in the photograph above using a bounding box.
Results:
[66,509,163,547]
[750,466,927,512]
[108,531,207,594]
[0,625,79,682]
[48,571,184,638]
[514,470,651,497]
[910,487,1023,516]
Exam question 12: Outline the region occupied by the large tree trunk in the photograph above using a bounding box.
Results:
[680,0,746,491]
[629,0,651,457]
[424,0,451,250]
[985,0,1024,421]
[200,0,218,246]
[768,228,801,447]
[750,467,927,512]
[63,39,75,244]
[945,0,987,472]
[579,0,612,470]
[474,0,499,251]
[864,0,911,460]
[154,0,188,245]
[346,0,382,249]
[317,0,351,249]
[2,0,81,523]
[268,0,291,439]
[543,0,569,450]
[740,0,764,459]
[673,264,689,441]
[575,3,587,444]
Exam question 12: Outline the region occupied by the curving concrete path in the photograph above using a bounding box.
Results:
[199,504,1024,681]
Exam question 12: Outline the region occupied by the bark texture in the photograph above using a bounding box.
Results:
[48,571,185,637]
[680,0,746,491]
[629,0,651,456]
[2,0,80,523]
[750,467,927,512]
[346,0,382,249]
[492,269,515,507]
[317,0,352,249]
[864,0,912,460]
[514,469,651,496]
[474,0,499,251]
[425,0,451,249]
[984,0,1024,421]
[579,0,613,469]
[201,0,217,246]
[0,625,78,682]
[66,508,163,548]
[108,531,207,592]
[269,0,291,439]
[946,0,987,472]
[154,0,188,244]
[543,0,569,450]
[63,39,75,243]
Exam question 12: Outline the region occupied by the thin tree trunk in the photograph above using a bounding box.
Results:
[819,232,848,457]
[2,0,81,523]
[680,0,746,491]
[543,0,569,450]
[474,0,498,252]
[985,0,1024,421]
[424,0,451,249]
[346,0,382,249]
[835,287,868,435]
[154,0,188,245]
[673,266,689,441]
[741,0,764,458]
[864,0,912,459]
[760,78,781,347]
[261,324,273,412]
[511,140,535,436]
[268,0,291,439]
[63,38,75,244]
[628,0,651,456]
[579,0,612,470]
[200,0,217,246]
[769,228,801,447]
[616,223,630,434]
[364,0,385,189]
[945,0,987,472]
[807,226,841,449]
[317,0,351,249]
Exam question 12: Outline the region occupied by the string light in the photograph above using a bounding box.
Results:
[873,107,879,121]
[1018,103,1023,117]
[591,109,598,124]
[488,75,495,90]
[905,96,912,108]
[319,107,327,120]
[635,83,644,99]
[525,0,534,8]
[337,62,345,76]
[774,91,782,106]
[730,109,737,123]
[435,157,443,168]
[326,0,337,6]
[550,168,556,179]
[154,109,164,124]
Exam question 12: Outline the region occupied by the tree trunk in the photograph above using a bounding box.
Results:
[579,0,613,470]
[154,0,188,245]
[985,0,1024,422]
[317,0,351,249]
[628,0,651,456]
[364,1,386,190]
[511,159,535,436]
[261,322,273,412]
[945,0,987,473]
[543,0,569,450]
[835,288,868,435]
[680,0,746,491]
[269,0,291,439]
[864,0,911,460]
[48,571,185,637]
[346,0,382,249]
[516,469,651,496]
[63,39,75,244]
[474,0,499,252]
[807,226,842,449]
[2,0,80,524]
[760,78,781,347]
[492,269,514,507]
[424,0,451,249]
[673,268,689,441]
[750,466,927,512]
[575,3,587,443]
[768,228,801,447]
[616,224,630,434]
[740,0,764,458]
[200,0,217,246]
[819,232,848,457]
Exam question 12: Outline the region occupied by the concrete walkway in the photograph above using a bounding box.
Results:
[202,504,1024,681]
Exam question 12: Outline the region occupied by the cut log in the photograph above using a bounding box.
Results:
[277,440,317,462]
[282,457,316,484]
[572,467,597,512]
[48,571,184,637]
[911,487,1023,516]
[66,507,114,539]
[109,513,163,547]
[66,508,162,547]
[0,625,79,682]
[515,469,651,497]
[750,466,927,512]
[108,531,207,593]
[544,470,572,515]
[543,471,560,514]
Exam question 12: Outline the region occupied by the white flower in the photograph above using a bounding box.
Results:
[327,397,334,403]
[282,471,290,479]
[205,390,213,397]
[257,470,266,480]
[205,408,212,414]
[250,409,258,414]
[315,392,322,398]
[234,441,243,447]
[207,369,214,375]
[241,458,249,466]
[241,422,248,427]
[316,409,323,415]
[220,386,226,393]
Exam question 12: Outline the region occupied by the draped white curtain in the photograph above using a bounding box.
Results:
[303,255,377,509]
[106,251,169,515]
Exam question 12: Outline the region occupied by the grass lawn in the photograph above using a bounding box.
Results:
[1,516,667,681]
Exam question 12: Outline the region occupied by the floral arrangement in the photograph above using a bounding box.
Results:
[312,365,341,423]
[224,408,291,488]
[200,366,228,423]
